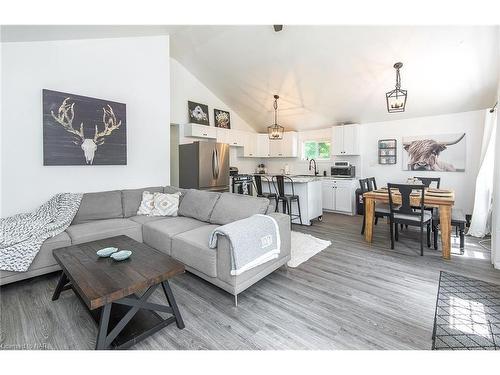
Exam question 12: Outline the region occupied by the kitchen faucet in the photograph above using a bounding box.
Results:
[308,158,319,176]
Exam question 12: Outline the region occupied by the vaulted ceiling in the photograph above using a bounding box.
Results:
[170,25,499,131]
[3,25,498,132]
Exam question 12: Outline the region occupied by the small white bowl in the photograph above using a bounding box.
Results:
[96,247,118,257]
[110,250,132,261]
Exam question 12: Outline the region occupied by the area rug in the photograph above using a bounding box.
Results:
[432,271,500,350]
[287,231,332,268]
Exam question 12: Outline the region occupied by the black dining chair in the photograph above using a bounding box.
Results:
[254,175,277,205]
[387,183,432,255]
[359,177,391,235]
[414,177,441,189]
[272,175,302,225]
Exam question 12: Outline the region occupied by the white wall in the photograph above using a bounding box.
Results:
[1,36,171,217]
[170,58,257,176]
[360,110,485,213]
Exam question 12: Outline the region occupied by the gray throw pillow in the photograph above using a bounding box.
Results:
[177,189,221,222]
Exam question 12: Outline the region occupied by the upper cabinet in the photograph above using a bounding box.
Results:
[269,131,298,157]
[256,134,270,157]
[216,128,245,147]
[331,124,360,156]
[184,123,217,139]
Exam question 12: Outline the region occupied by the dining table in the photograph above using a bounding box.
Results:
[363,187,455,259]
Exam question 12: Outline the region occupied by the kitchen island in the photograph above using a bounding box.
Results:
[256,174,323,225]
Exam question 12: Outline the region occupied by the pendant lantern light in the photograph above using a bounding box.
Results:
[268,95,284,140]
[386,62,407,113]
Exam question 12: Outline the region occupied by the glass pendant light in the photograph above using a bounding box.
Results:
[386,62,407,113]
[267,95,284,140]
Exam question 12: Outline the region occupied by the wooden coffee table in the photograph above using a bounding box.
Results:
[52,235,185,350]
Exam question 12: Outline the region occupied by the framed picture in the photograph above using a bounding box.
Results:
[214,109,231,129]
[402,133,466,172]
[188,101,210,126]
[43,89,126,166]
[378,139,397,165]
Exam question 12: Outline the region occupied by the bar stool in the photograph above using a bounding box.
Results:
[272,175,302,225]
[253,175,277,205]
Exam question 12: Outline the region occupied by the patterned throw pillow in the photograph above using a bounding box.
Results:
[151,192,181,217]
[136,191,155,216]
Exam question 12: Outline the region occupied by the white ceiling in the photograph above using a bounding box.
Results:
[170,26,499,131]
[2,25,499,132]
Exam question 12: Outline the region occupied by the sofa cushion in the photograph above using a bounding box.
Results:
[177,189,221,222]
[129,215,167,225]
[65,218,142,245]
[164,186,188,202]
[122,186,163,217]
[209,193,270,225]
[171,225,219,278]
[142,216,209,255]
[72,190,123,224]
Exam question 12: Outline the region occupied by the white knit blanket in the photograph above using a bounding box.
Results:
[0,193,82,272]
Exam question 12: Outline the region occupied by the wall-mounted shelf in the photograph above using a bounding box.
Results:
[378,139,397,165]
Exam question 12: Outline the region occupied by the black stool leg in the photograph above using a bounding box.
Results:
[361,213,366,235]
[427,223,431,248]
[296,198,302,225]
[433,222,439,250]
[395,222,399,241]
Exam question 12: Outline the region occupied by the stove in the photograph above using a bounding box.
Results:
[231,174,254,195]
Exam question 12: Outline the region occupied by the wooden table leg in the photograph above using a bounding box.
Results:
[439,205,452,260]
[364,197,375,243]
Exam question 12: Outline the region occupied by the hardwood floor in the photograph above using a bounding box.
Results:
[1,212,498,350]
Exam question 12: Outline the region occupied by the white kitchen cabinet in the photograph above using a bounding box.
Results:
[322,179,357,215]
[216,127,230,143]
[321,180,336,210]
[256,134,270,157]
[331,124,360,156]
[242,133,258,157]
[269,131,298,157]
[184,123,217,139]
[227,129,246,147]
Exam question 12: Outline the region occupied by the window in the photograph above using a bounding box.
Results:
[302,140,331,160]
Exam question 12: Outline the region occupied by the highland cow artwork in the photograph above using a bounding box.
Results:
[43,89,126,165]
[402,133,466,172]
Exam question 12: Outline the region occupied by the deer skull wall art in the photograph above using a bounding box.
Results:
[43,89,126,166]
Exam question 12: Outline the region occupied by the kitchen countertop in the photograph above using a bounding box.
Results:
[251,173,357,183]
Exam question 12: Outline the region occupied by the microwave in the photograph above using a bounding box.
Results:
[331,163,356,178]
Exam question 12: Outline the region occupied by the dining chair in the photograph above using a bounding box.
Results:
[387,183,432,255]
[414,177,441,189]
[272,175,302,225]
[254,175,277,205]
[359,178,391,235]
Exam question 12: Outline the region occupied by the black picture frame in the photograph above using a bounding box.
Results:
[188,101,210,126]
[43,89,127,166]
[214,109,231,129]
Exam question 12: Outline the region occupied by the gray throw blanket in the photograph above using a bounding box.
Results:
[0,193,83,272]
[209,214,280,276]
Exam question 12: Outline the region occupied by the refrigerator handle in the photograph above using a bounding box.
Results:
[215,147,220,178]
[212,148,217,179]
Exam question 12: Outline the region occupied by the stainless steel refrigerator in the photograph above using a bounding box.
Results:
[179,141,230,192]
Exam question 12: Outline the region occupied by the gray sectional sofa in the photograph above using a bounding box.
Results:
[0,187,291,303]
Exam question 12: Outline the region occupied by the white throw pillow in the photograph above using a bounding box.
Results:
[151,192,181,217]
[136,191,156,216]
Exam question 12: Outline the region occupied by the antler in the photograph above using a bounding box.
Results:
[50,97,85,143]
[94,105,122,145]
